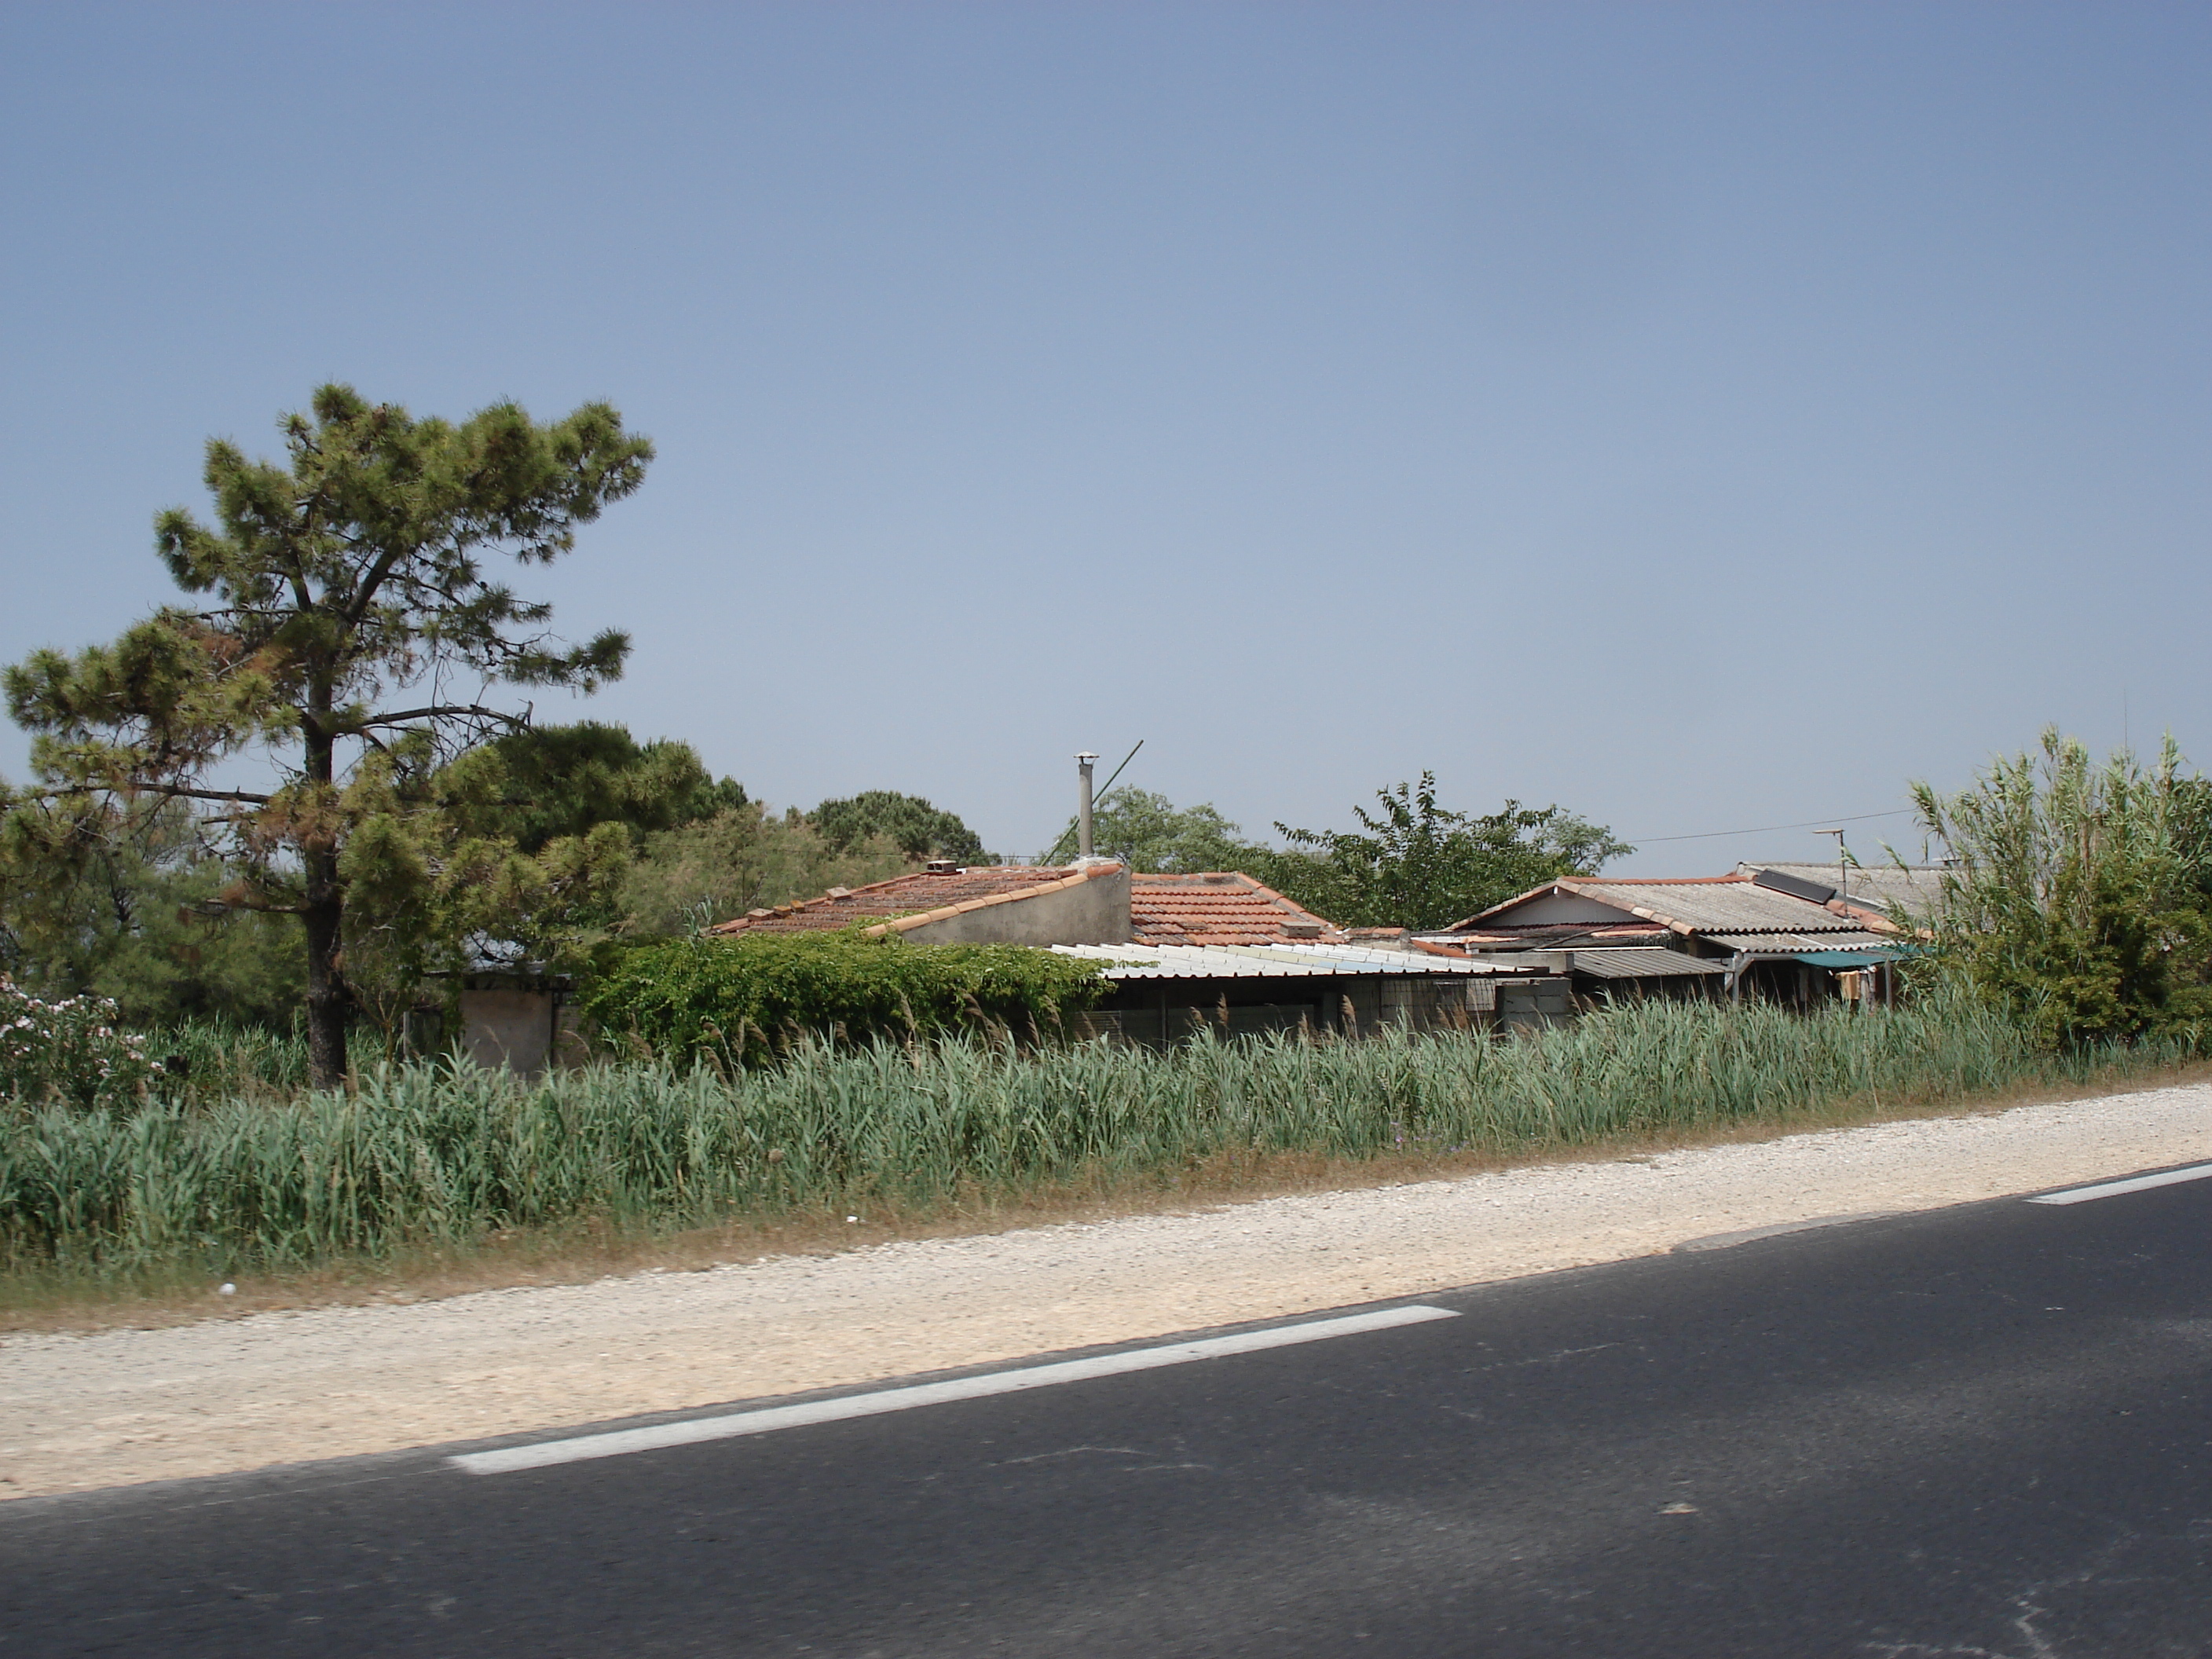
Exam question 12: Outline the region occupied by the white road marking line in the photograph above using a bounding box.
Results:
[2027,1163,2212,1206]
[450,1305,1459,1476]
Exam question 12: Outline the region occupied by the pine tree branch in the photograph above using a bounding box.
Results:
[345,544,412,626]
[353,705,525,731]
[22,782,277,807]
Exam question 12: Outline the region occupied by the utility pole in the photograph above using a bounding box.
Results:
[1815,826,1859,1009]
[1816,827,1846,908]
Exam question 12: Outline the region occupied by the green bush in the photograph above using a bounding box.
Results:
[1912,730,2212,1048]
[577,932,1108,1063]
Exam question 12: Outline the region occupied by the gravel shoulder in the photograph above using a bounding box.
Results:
[5,1083,2208,1502]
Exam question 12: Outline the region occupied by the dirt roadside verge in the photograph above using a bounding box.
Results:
[4,1082,2207,1502]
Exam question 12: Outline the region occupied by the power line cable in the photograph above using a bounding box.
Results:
[1627,808,1912,845]
[1014,806,1916,864]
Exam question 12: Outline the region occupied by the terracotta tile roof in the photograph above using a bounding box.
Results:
[707,864,1120,939]
[1129,873,1344,947]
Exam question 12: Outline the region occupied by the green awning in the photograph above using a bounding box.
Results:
[1795,948,1910,968]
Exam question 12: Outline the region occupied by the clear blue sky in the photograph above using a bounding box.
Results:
[3,3,2206,873]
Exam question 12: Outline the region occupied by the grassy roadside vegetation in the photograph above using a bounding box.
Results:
[5,988,2204,1321]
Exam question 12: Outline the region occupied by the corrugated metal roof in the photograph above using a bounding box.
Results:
[1049,943,1533,980]
[1264,943,1511,969]
[1436,924,1670,949]
[1472,877,1889,937]
[1705,931,1900,953]
[1570,947,1726,979]
[1738,862,1946,921]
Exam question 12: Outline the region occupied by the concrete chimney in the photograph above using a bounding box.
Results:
[1075,752,1099,862]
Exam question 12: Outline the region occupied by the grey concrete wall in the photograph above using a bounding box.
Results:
[460,988,556,1075]
[1497,977,1574,1033]
[902,867,1131,947]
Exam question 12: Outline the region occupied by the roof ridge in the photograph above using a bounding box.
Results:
[1130,869,1334,917]
[707,862,1096,936]
[1569,874,1748,886]
[1223,872,1332,921]
[859,862,1122,937]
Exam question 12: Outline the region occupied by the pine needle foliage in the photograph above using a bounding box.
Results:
[3,386,652,1086]
[811,791,986,865]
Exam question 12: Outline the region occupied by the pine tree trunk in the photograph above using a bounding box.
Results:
[301,709,350,1090]
[302,876,349,1090]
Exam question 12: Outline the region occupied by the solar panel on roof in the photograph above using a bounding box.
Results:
[1752,868,1838,904]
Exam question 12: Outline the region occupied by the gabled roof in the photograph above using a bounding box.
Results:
[1452,873,1901,939]
[1438,922,1671,950]
[1129,873,1345,947]
[707,863,1122,939]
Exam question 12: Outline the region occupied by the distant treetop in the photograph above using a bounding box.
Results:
[811,790,987,866]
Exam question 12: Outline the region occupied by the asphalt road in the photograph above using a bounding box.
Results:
[6,1165,2212,1657]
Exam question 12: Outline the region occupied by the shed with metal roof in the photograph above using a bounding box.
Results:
[1445,871,1910,1008]
[1049,941,1573,1045]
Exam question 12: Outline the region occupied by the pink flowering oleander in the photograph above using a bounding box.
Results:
[1,977,152,1110]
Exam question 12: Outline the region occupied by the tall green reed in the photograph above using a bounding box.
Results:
[141,1018,388,1098]
[2,989,2192,1281]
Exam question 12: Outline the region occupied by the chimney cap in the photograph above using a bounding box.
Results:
[925,859,961,874]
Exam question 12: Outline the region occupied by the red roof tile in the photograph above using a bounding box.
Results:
[1129,873,1344,947]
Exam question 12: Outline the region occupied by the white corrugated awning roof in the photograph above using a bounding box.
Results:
[1570,947,1727,979]
[1705,931,1899,954]
[1050,943,1539,980]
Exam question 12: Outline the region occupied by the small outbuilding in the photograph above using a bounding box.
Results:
[1440,870,1913,1005]
[454,969,589,1077]
[1050,941,1574,1045]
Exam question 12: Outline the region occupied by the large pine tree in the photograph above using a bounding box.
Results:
[4,386,652,1085]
